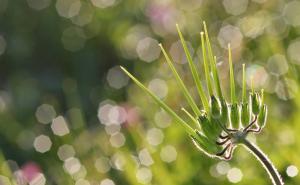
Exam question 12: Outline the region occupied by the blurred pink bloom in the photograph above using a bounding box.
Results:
[21,162,41,182]
[145,2,178,35]
[121,103,141,127]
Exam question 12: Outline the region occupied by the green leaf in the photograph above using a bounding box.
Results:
[159,44,201,116]
[203,22,223,99]
[228,44,236,103]
[176,24,209,112]
[120,66,195,135]
[200,32,213,96]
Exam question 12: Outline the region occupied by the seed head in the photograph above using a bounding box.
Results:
[121,22,268,161]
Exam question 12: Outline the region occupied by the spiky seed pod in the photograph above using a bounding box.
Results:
[210,96,222,119]
[220,99,229,127]
[230,103,240,129]
[258,104,267,128]
[251,92,261,115]
[241,103,250,126]
[198,112,215,140]
[121,23,273,167]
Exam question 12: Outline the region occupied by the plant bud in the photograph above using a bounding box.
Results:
[198,112,215,140]
[191,130,221,154]
[210,96,222,118]
[250,92,261,115]
[220,99,229,127]
[230,103,240,129]
[258,104,267,128]
[241,103,250,126]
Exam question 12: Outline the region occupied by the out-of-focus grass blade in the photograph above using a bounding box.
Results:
[200,32,213,96]
[159,44,201,116]
[120,66,195,135]
[203,22,223,99]
[228,44,236,103]
[242,64,246,102]
[181,107,199,128]
[176,24,209,112]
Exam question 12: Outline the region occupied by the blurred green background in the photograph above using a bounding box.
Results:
[0,0,300,184]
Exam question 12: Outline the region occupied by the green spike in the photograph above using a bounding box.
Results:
[212,56,223,98]
[203,21,223,98]
[242,64,246,103]
[251,76,254,94]
[228,44,236,103]
[120,66,195,135]
[260,89,264,104]
[159,44,201,116]
[181,108,198,128]
[176,24,209,112]
[200,32,213,96]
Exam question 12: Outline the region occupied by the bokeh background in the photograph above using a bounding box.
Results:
[0,0,300,184]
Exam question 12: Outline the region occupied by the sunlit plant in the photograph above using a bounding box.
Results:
[121,22,284,185]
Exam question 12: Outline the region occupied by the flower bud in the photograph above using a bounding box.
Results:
[250,92,261,115]
[198,112,215,140]
[258,104,267,128]
[220,99,229,127]
[230,103,240,129]
[210,96,222,119]
[241,103,250,126]
[191,130,221,154]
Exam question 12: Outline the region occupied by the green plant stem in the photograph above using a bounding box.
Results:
[242,138,284,185]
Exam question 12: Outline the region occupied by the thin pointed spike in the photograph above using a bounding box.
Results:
[176,24,209,112]
[203,21,223,98]
[228,44,236,103]
[159,44,201,116]
[181,108,199,128]
[200,32,213,96]
[251,76,254,94]
[261,89,264,104]
[120,66,195,135]
[213,56,223,98]
[242,64,246,103]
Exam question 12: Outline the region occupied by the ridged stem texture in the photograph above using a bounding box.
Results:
[242,138,284,185]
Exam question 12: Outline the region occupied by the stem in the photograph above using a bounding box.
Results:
[242,139,284,185]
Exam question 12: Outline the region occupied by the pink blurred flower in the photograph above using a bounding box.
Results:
[21,162,41,182]
[121,103,141,127]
